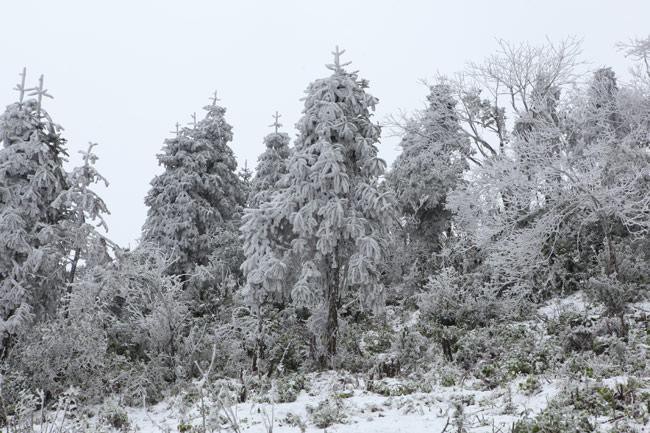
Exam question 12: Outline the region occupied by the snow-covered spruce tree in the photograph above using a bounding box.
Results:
[0,71,69,351]
[52,142,112,286]
[250,111,291,206]
[238,159,253,206]
[386,83,472,285]
[142,93,245,296]
[241,47,395,364]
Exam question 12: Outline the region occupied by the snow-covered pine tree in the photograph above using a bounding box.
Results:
[250,111,291,206]
[142,92,245,289]
[241,47,395,364]
[0,70,69,351]
[386,83,472,283]
[239,159,253,206]
[52,142,112,286]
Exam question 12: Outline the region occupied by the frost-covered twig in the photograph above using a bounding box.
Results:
[261,404,275,433]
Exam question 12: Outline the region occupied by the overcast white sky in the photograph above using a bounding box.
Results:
[1,0,648,247]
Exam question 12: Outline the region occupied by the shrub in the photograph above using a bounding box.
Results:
[99,402,130,431]
[8,307,110,402]
[366,378,419,396]
[282,412,307,432]
[272,373,307,403]
[518,375,541,396]
[306,396,348,428]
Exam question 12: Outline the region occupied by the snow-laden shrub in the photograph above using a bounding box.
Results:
[8,311,109,401]
[306,395,348,428]
[419,268,519,330]
[336,306,429,376]
[518,375,542,396]
[366,377,420,396]
[98,401,130,431]
[252,373,309,404]
[438,364,463,387]
[390,326,429,373]
[452,323,559,388]
[417,267,530,367]
[0,387,85,433]
[281,412,307,432]
[209,302,312,379]
[512,406,595,433]
[515,378,650,431]
[587,274,644,336]
[571,380,650,421]
[7,245,203,404]
[272,373,308,403]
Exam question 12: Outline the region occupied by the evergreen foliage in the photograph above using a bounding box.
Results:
[142,94,245,285]
[386,82,472,284]
[250,111,291,206]
[0,71,70,351]
[241,47,395,363]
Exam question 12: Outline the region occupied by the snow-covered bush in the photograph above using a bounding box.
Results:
[0,386,84,433]
[189,220,245,316]
[306,395,348,428]
[280,412,307,431]
[389,326,429,374]
[270,373,308,403]
[208,302,312,380]
[8,308,109,401]
[511,406,594,433]
[416,267,530,367]
[449,322,560,388]
[515,379,650,431]
[366,377,420,396]
[587,275,644,336]
[98,401,130,431]
[6,244,202,404]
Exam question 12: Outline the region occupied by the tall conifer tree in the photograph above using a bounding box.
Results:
[0,70,69,350]
[241,48,395,364]
[143,92,245,285]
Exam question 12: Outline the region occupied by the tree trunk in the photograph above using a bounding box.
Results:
[326,255,340,368]
[253,304,264,376]
[68,247,80,288]
[63,248,81,319]
[596,211,618,277]
[604,233,618,276]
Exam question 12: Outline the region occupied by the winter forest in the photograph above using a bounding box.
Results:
[1,5,650,433]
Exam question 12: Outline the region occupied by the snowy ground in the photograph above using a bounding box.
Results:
[112,294,650,432]
[121,372,563,433]
[29,293,649,432]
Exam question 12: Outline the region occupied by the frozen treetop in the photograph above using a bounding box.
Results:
[326,45,352,73]
[29,74,54,115]
[11,68,53,114]
[202,91,228,120]
[269,111,282,133]
[209,90,220,106]
[13,67,27,103]
[169,122,181,137]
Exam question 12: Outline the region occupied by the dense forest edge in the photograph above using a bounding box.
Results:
[1,38,649,432]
